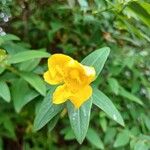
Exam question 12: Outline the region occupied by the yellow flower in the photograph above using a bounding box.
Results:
[43,54,96,108]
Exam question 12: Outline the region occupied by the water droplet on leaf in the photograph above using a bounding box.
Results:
[113,114,117,121]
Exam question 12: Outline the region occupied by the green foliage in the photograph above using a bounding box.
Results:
[0,0,150,149]
[11,79,39,113]
[67,99,92,144]
[34,47,114,144]
[93,87,124,126]
[113,129,130,147]
[86,128,104,149]
[7,50,50,64]
[82,47,110,78]
[20,72,46,96]
[34,87,64,131]
[0,81,10,102]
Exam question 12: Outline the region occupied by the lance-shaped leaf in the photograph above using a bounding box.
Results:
[82,47,110,78]
[119,86,143,105]
[7,50,50,64]
[34,88,64,131]
[93,87,124,126]
[67,98,92,144]
[11,79,39,113]
[86,128,104,149]
[20,72,46,96]
[0,81,11,102]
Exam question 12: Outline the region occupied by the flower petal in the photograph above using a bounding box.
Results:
[44,54,73,85]
[44,54,96,108]
[43,71,63,85]
[83,65,96,83]
[53,84,70,104]
[48,54,73,72]
[69,85,92,108]
[65,60,85,91]
[65,60,96,92]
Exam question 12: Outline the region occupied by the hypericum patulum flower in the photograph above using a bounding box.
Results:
[43,54,96,108]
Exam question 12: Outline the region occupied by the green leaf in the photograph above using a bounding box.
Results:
[138,135,150,141]
[143,115,150,131]
[3,117,16,139]
[104,127,117,144]
[18,59,41,71]
[0,34,20,41]
[64,129,75,140]
[33,88,64,131]
[86,128,104,149]
[114,129,130,147]
[67,98,92,144]
[0,67,5,74]
[0,81,11,102]
[20,72,46,96]
[122,19,150,42]
[7,50,50,64]
[2,42,28,55]
[108,78,119,95]
[50,22,63,32]
[128,2,150,27]
[134,141,149,150]
[0,49,7,62]
[140,2,150,15]
[99,117,107,132]
[119,86,143,105]
[82,47,110,78]
[48,115,59,132]
[11,79,39,113]
[93,87,124,126]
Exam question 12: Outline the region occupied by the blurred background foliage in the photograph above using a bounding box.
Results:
[0,0,150,149]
